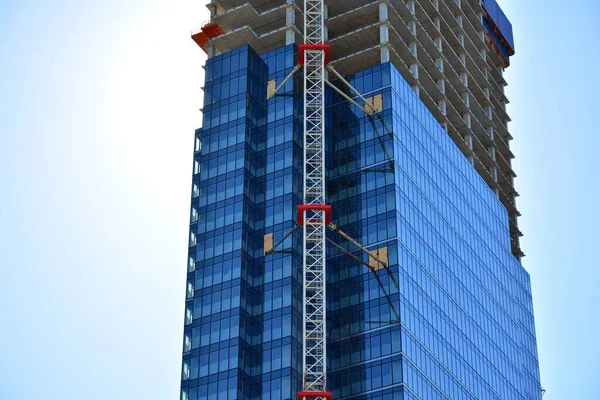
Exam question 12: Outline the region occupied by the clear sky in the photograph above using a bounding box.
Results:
[0,1,597,399]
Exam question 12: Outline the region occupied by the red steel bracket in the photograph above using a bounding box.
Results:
[297,392,333,400]
[298,205,331,226]
[298,44,330,65]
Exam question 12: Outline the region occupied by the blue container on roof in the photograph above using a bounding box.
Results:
[482,0,515,64]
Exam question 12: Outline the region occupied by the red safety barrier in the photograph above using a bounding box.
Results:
[191,23,224,53]
[298,44,330,65]
[202,23,224,38]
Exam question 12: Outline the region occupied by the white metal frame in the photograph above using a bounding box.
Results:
[302,0,327,394]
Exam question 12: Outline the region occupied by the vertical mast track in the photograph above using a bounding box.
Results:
[301,0,329,398]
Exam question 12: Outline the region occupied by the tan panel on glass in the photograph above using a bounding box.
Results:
[369,246,388,271]
[267,80,277,99]
[264,233,274,255]
[364,94,383,116]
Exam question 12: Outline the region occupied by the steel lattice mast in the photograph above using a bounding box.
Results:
[263,3,396,399]
[301,0,328,397]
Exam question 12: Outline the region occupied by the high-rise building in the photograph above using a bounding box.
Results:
[181,1,541,399]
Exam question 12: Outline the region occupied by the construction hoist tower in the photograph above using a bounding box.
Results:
[298,0,329,398]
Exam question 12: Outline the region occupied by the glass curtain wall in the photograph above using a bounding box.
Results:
[181,45,306,400]
[181,46,540,400]
[327,63,540,400]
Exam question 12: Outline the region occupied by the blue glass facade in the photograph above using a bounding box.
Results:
[181,45,540,400]
[182,45,306,400]
[326,64,540,400]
